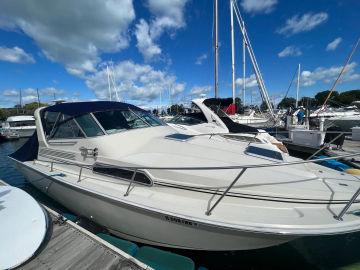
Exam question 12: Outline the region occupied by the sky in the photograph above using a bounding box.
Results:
[0,0,359,108]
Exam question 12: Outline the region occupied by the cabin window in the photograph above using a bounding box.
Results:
[75,114,104,137]
[9,120,35,127]
[245,145,283,161]
[93,109,164,134]
[92,165,152,186]
[51,114,85,139]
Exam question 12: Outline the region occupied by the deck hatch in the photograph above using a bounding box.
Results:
[165,133,194,142]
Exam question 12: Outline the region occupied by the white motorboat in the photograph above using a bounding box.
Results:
[325,115,360,132]
[10,101,360,251]
[168,98,286,152]
[1,115,36,139]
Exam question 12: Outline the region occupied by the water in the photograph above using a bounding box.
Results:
[2,139,360,270]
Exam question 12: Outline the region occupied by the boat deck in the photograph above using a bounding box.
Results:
[0,180,149,270]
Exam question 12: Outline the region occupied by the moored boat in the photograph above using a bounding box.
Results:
[10,101,360,251]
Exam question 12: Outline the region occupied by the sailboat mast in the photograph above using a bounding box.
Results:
[296,63,300,108]
[230,0,235,104]
[242,19,246,107]
[106,65,112,101]
[214,0,219,98]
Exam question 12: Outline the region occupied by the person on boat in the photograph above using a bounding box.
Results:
[297,107,305,125]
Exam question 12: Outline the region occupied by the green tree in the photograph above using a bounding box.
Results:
[298,97,317,108]
[0,109,7,121]
[277,97,296,109]
[336,90,360,105]
[260,101,274,112]
[314,90,339,106]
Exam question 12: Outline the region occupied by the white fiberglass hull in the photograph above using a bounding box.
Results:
[16,161,294,251]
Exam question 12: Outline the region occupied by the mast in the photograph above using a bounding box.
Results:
[230,0,235,104]
[36,88,40,108]
[296,63,300,108]
[106,65,112,101]
[232,1,275,117]
[214,0,219,98]
[242,19,246,107]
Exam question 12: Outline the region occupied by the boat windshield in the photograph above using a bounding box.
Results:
[169,102,207,125]
[93,109,164,134]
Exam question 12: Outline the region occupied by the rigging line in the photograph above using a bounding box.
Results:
[283,66,299,101]
[322,37,360,108]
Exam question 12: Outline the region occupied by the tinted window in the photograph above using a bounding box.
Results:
[246,145,283,161]
[51,114,85,139]
[94,109,164,134]
[75,114,104,137]
[9,120,35,127]
[42,111,60,136]
[169,114,206,125]
[93,165,152,185]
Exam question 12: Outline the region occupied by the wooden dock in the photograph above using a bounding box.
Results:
[0,180,150,270]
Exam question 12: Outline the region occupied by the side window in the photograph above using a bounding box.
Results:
[51,114,85,139]
[42,111,60,137]
[75,114,104,137]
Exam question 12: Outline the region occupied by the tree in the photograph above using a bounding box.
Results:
[0,109,7,121]
[277,97,296,109]
[298,97,317,108]
[314,90,339,106]
[169,104,185,115]
[23,102,48,111]
[260,101,274,112]
[336,90,360,105]
[234,97,243,113]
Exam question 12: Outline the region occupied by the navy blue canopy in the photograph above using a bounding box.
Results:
[42,101,145,117]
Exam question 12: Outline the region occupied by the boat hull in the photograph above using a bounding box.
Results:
[16,161,295,251]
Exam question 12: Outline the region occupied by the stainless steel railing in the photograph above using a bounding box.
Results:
[36,151,360,219]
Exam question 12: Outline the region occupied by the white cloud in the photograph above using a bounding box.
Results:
[326,37,342,51]
[85,60,185,104]
[278,46,302,58]
[277,12,328,36]
[135,19,162,61]
[135,0,189,61]
[189,85,212,97]
[240,0,277,15]
[0,0,135,76]
[301,62,360,87]
[195,53,207,65]
[235,74,258,88]
[0,46,35,63]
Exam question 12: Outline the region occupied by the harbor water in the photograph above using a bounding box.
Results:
[2,139,360,270]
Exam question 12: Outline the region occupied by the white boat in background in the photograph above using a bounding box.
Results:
[325,115,360,132]
[0,181,48,269]
[168,98,286,153]
[1,115,36,139]
[10,101,360,251]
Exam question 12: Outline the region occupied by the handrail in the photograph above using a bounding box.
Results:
[36,152,360,218]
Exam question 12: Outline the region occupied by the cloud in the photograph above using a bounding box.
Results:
[278,46,302,58]
[240,0,277,15]
[0,46,35,63]
[189,85,212,97]
[0,0,135,76]
[235,74,258,88]
[85,60,185,104]
[135,0,189,61]
[135,19,162,61]
[195,53,207,65]
[326,37,342,51]
[277,12,328,36]
[301,62,360,87]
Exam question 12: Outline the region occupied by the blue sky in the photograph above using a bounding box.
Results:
[0,0,359,108]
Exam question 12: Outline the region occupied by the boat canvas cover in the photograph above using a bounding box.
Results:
[41,101,145,118]
[9,131,38,162]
